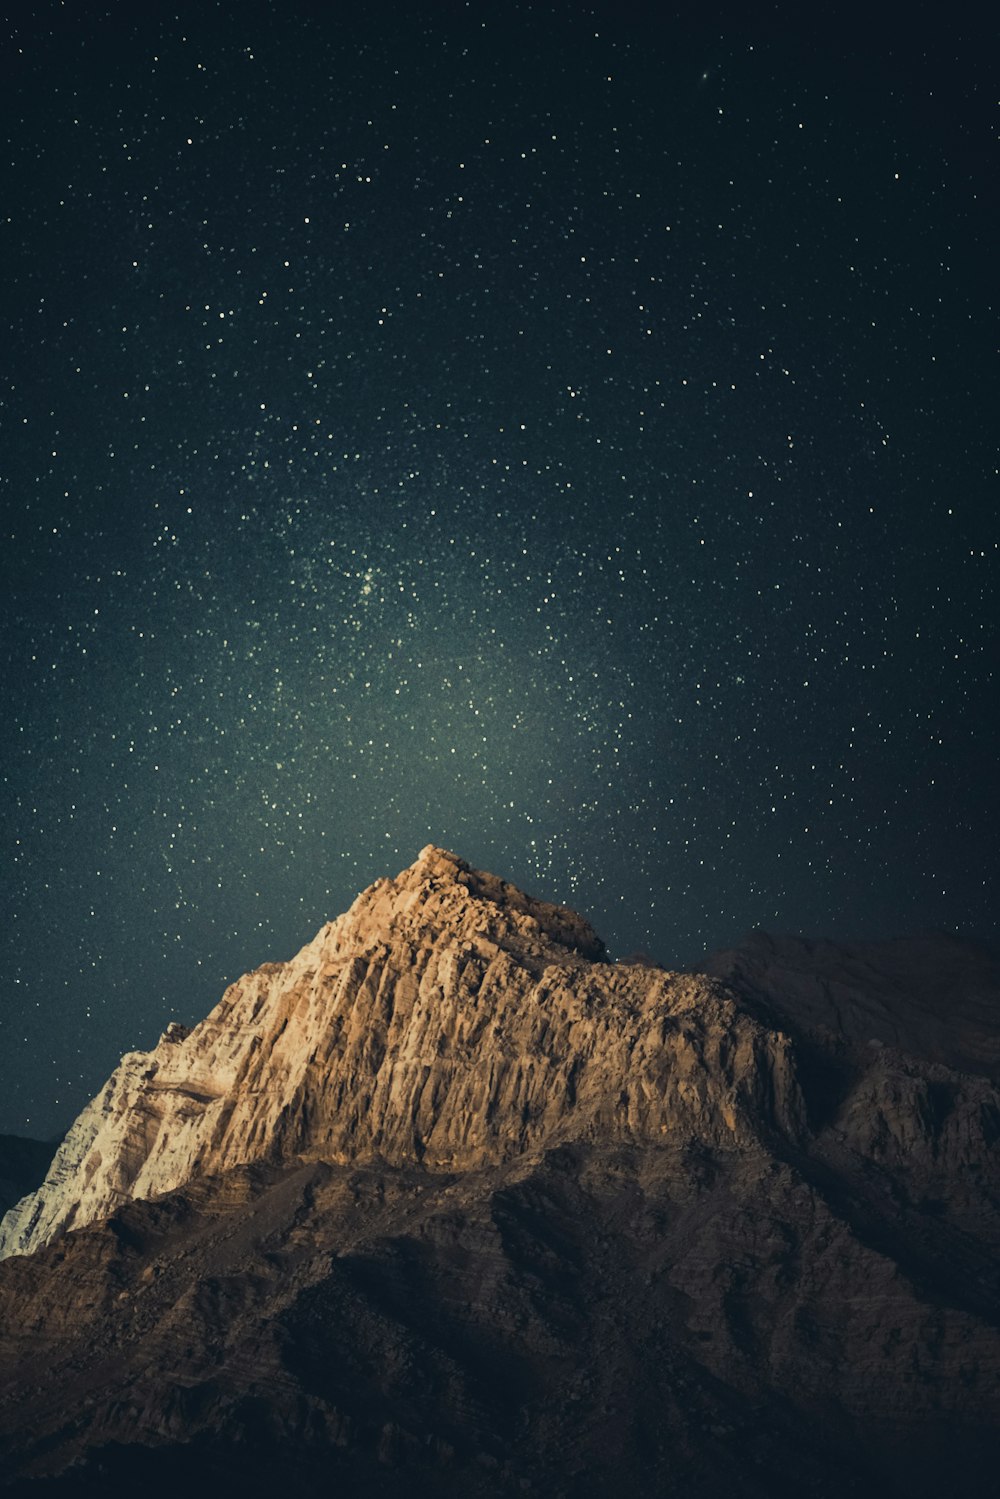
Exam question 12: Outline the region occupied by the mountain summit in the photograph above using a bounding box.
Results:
[1,850,999,1496]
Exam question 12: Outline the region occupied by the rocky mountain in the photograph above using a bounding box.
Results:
[0,848,998,1496]
[0,846,799,1261]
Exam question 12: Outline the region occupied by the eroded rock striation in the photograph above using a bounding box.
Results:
[0,847,801,1260]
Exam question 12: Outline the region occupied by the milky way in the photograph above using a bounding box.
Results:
[1,2,995,1135]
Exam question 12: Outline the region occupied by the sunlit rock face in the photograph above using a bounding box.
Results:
[0,847,803,1260]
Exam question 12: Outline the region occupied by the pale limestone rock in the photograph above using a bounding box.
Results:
[0,847,803,1259]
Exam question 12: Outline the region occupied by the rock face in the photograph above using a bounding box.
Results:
[0,852,999,1497]
[0,847,801,1260]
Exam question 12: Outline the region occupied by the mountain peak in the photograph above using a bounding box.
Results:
[0,849,798,1260]
[394,844,607,960]
[3,855,1000,1495]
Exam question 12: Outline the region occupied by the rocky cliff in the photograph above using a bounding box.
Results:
[1,852,999,1497]
[0,847,802,1261]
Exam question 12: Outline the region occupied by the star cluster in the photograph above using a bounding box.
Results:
[1,2,995,1135]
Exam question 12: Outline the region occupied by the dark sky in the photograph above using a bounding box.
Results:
[1,0,995,1138]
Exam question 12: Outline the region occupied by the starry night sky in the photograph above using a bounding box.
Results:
[2,1,995,1137]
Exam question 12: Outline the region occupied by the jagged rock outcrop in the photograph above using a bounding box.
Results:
[0,848,802,1261]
